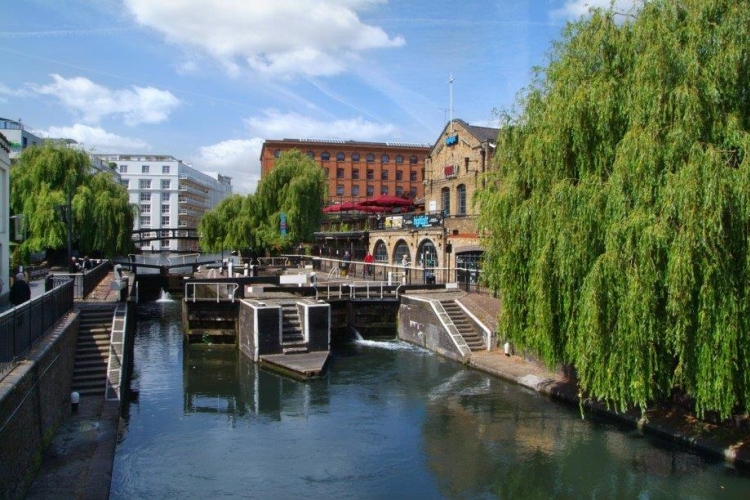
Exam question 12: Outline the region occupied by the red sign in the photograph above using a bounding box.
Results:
[444,165,457,178]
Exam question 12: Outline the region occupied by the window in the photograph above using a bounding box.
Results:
[395,155,404,164]
[396,170,403,181]
[381,154,389,163]
[393,241,410,264]
[441,187,450,215]
[307,151,315,159]
[381,170,389,180]
[161,180,171,190]
[321,152,331,161]
[120,165,127,173]
[162,193,170,202]
[410,155,418,164]
[352,153,360,162]
[457,184,467,215]
[352,169,360,180]
[324,168,329,176]
[380,186,389,195]
[161,240,170,247]
[409,187,417,198]
[142,165,150,173]
[367,169,374,180]
[141,204,151,214]
[351,185,360,196]
[395,186,403,196]
[336,168,345,179]
[274,149,281,158]
[336,152,345,161]
[140,180,151,189]
[140,193,151,202]
[162,216,170,226]
[373,241,388,262]
[140,216,151,227]
[366,153,375,163]
[336,185,344,196]
[410,171,418,182]
[162,204,170,213]
[162,165,170,174]
[374,241,388,262]
[366,185,374,196]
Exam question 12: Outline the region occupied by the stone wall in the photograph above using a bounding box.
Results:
[398,295,469,363]
[0,313,79,500]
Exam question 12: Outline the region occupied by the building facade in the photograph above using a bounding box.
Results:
[319,120,499,287]
[0,133,9,301]
[0,117,42,160]
[97,154,232,252]
[260,139,431,204]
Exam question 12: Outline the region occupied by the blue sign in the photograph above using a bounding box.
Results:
[445,134,458,146]
[280,213,287,236]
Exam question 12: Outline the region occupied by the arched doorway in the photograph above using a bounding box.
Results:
[417,240,438,284]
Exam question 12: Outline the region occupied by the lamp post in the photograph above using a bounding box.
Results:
[59,190,73,272]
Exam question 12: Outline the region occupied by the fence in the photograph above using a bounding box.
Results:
[51,259,111,299]
[0,279,75,378]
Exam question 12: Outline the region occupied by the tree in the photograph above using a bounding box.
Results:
[10,144,134,263]
[476,0,750,419]
[198,150,326,255]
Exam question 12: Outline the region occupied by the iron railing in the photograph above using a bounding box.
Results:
[0,279,75,378]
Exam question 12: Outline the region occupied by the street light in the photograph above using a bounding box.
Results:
[58,191,73,272]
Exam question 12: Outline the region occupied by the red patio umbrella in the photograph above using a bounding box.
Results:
[358,195,414,208]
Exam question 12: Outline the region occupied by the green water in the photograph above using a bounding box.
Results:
[110,300,750,499]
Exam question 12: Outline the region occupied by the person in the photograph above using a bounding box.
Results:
[45,273,55,292]
[9,272,31,306]
[342,250,351,278]
[83,256,92,271]
[70,257,81,273]
[402,254,410,283]
[364,252,374,277]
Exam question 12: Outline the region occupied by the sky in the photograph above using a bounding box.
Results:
[0,0,636,194]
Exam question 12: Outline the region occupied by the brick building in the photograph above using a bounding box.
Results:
[259,139,431,204]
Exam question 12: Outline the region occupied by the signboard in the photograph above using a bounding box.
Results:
[444,165,457,179]
[387,213,444,230]
[445,134,458,146]
[280,212,287,235]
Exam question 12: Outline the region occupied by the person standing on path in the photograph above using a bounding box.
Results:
[342,251,351,278]
[402,254,410,284]
[9,272,31,306]
[364,252,374,277]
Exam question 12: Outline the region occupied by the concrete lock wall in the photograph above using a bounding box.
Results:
[398,296,468,363]
[0,313,79,500]
[238,301,281,361]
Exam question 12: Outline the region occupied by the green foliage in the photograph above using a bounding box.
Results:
[476,0,750,419]
[199,150,326,254]
[10,143,134,260]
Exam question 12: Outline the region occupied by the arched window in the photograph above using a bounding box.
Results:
[381,154,389,163]
[395,155,404,164]
[457,184,467,215]
[394,241,410,264]
[352,153,360,162]
[409,155,418,164]
[321,152,331,161]
[307,151,315,159]
[418,240,438,269]
[274,149,281,158]
[441,187,451,215]
[374,240,388,262]
[366,153,375,162]
[336,152,345,161]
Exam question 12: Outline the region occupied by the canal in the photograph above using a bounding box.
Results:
[110,299,750,499]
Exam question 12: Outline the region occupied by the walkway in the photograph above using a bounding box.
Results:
[25,271,127,500]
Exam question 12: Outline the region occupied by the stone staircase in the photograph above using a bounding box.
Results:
[281,304,307,354]
[440,300,485,351]
[71,305,116,396]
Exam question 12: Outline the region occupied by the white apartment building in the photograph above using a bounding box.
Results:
[97,154,232,252]
[0,133,10,301]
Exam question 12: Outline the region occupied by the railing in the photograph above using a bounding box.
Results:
[0,279,75,378]
[52,259,111,299]
[184,282,240,303]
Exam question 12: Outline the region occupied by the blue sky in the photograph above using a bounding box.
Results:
[0,0,635,194]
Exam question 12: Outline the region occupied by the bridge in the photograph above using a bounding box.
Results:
[131,227,199,243]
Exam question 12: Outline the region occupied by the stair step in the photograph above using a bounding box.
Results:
[283,346,308,354]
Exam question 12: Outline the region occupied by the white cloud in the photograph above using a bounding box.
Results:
[245,110,399,141]
[551,0,641,21]
[195,138,264,195]
[31,74,180,126]
[124,0,404,78]
[33,123,150,151]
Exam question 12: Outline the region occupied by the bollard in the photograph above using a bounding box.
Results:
[71,391,80,413]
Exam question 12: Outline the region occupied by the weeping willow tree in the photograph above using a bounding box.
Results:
[10,143,134,263]
[476,0,750,419]
[199,150,326,254]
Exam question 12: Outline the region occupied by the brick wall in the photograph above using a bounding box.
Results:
[0,313,79,500]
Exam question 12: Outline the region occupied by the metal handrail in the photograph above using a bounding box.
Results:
[184,281,239,303]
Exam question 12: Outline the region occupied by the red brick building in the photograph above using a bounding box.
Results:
[259,139,431,204]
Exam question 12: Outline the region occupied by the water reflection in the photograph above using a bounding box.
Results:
[113,300,750,499]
